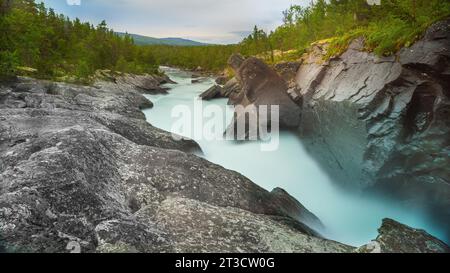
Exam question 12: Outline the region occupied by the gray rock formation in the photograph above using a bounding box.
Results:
[228,53,245,71]
[274,61,301,84]
[225,54,302,139]
[355,219,449,253]
[0,76,351,253]
[293,19,450,239]
[199,85,223,100]
[215,75,229,85]
[94,70,171,94]
[221,77,242,103]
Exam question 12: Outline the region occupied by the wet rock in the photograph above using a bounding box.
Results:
[225,54,302,139]
[293,19,450,239]
[355,219,449,253]
[199,85,223,100]
[215,76,229,85]
[221,77,242,103]
[157,74,177,85]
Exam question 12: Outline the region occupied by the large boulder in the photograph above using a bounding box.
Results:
[225,54,302,139]
[356,219,449,253]
[199,85,223,100]
[0,76,351,253]
[293,19,450,240]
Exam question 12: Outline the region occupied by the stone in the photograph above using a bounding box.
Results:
[221,77,242,103]
[199,85,223,100]
[94,70,170,95]
[355,219,450,253]
[215,76,229,85]
[274,61,301,83]
[225,55,302,139]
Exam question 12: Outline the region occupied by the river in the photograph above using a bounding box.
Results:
[143,67,446,246]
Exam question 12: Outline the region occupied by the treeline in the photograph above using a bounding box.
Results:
[149,0,450,71]
[1,0,449,80]
[147,44,239,72]
[269,0,450,57]
[0,0,159,81]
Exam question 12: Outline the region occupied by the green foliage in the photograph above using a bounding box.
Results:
[146,0,449,71]
[147,44,240,72]
[0,0,159,81]
[2,0,449,78]
[75,60,93,83]
[325,1,450,58]
[271,0,450,59]
[0,50,19,79]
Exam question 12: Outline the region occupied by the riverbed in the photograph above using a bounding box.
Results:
[143,67,446,246]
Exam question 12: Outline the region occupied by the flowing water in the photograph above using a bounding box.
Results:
[143,67,447,247]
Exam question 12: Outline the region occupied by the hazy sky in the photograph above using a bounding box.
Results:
[41,0,309,44]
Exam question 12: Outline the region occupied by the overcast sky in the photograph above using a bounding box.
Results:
[41,0,309,44]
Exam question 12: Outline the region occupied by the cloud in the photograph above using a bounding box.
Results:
[66,0,81,5]
[44,0,309,44]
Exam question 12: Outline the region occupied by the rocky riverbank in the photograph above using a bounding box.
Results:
[1,54,448,252]
[0,73,352,253]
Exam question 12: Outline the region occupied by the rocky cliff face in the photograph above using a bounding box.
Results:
[294,19,450,239]
[0,76,354,253]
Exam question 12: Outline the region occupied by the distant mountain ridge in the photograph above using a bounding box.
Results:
[117,32,208,46]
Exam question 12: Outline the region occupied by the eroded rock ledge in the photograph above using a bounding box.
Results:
[0,76,351,253]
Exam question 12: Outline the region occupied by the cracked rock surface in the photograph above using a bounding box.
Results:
[0,76,348,253]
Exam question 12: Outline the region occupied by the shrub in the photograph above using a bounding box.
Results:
[0,51,18,79]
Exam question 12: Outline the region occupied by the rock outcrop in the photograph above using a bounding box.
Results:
[274,61,301,84]
[199,85,223,100]
[221,77,242,103]
[356,219,449,253]
[225,54,302,139]
[215,75,229,85]
[94,70,172,94]
[292,19,450,239]
[0,76,352,253]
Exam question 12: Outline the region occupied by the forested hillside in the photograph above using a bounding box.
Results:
[116,33,207,46]
[147,0,450,71]
[1,0,449,79]
[0,0,159,82]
